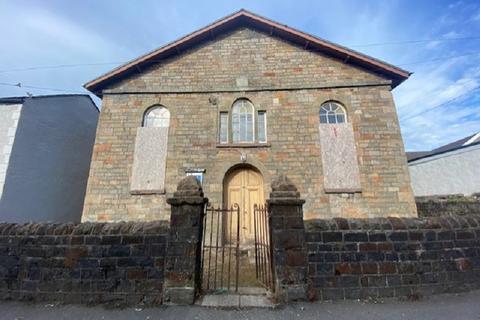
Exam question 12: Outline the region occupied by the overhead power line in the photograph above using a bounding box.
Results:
[350,36,480,48]
[0,82,86,94]
[1,50,479,75]
[398,52,480,66]
[400,83,480,122]
[0,62,124,74]
[0,35,479,74]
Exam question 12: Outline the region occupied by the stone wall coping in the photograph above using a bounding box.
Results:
[167,197,209,206]
[416,194,480,203]
[267,198,306,206]
[269,191,301,199]
[271,175,298,193]
[0,221,169,236]
[305,215,480,232]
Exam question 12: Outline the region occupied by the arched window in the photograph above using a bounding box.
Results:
[319,102,347,124]
[131,105,170,194]
[232,99,255,142]
[143,106,170,128]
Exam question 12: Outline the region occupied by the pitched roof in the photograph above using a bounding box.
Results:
[0,94,99,112]
[431,133,480,154]
[407,131,480,162]
[84,9,411,95]
[0,96,27,104]
[406,151,431,161]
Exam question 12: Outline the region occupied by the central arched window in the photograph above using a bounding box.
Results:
[219,99,267,145]
[232,99,255,142]
[319,102,347,124]
[143,106,170,128]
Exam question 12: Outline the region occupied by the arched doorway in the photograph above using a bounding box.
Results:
[200,164,273,295]
[223,165,264,246]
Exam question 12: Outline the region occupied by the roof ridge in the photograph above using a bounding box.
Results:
[84,9,411,95]
[0,94,99,112]
[0,93,91,99]
[238,9,411,75]
[463,131,480,145]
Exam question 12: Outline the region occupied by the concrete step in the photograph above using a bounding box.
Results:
[238,286,268,295]
[196,294,276,308]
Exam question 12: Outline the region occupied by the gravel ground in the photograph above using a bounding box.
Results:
[1,290,480,320]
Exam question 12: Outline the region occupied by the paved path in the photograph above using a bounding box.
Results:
[1,290,480,320]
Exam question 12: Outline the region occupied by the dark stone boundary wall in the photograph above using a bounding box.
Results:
[416,195,480,217]
[306,215,480,301]
[0,222,168,306]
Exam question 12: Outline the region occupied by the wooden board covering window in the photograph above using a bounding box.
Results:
[130,127,168,194]
[319,123,361,193]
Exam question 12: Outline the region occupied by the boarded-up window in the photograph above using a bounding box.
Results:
[319,122,361,193]
[130,106,170,194]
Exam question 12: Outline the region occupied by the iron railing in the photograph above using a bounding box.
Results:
[200,203,240,293]
[253,203,274,292]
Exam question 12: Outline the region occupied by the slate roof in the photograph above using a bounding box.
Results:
[0,94,99,112]
[407,132,480,162]
[84,9,411,96]
[0,96,27,104]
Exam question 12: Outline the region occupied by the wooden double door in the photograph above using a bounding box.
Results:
[224,167,264,246]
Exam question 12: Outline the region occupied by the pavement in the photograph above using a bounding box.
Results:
[1,290,480,320]
[197,293,274,308]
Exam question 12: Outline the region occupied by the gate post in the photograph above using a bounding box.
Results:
[164,176,208,304]
[267,175,308,302]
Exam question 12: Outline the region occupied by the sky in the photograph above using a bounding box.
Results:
[0,0,479,151]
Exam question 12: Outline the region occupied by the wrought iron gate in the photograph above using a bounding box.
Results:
[200,203,241,293]
[253,204,274,292]
[199,202,274,295]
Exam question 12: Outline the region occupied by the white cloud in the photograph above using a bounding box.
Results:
[0,4,130,63]
[0,0,478,149]
[425,40,442,49]
[448,1,463,9]
[471,9,480,21]
[442,31,461,39]
[0,2,132,98]
[394,56,480,151]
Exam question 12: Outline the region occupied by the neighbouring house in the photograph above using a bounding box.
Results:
[0,94,98,223]
[407,132,480,197]
[81,9,416,231]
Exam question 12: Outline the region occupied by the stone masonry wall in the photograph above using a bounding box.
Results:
[306,215,480,300]
[416,195,480,217]
[82,27,416,222]
[0,222,168,306]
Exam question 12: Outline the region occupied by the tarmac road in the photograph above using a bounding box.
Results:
[1,289,480,320]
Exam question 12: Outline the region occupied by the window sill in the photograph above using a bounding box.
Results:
[324,188,362,194]
[216,143,271,148]
[130,189,166,195]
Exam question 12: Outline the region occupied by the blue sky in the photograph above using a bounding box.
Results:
[0,0,479,151]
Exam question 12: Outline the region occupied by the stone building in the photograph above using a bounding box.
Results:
[82,10,416,227]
